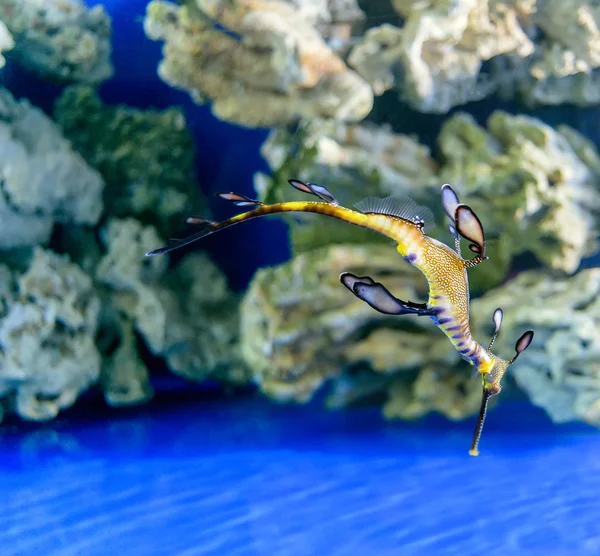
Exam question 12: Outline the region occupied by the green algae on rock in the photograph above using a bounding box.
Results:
[54,86,205,237]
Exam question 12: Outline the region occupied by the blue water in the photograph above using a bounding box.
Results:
[1,392,599,555]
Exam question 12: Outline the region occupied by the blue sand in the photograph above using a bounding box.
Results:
[1,394,599,555]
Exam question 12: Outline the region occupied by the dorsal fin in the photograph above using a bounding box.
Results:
[354,196,435,230]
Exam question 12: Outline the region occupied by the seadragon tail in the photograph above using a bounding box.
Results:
[145,180,424,257]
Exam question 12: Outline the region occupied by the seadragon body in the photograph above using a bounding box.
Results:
[146,180,534,455]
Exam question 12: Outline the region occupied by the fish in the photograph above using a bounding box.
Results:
[146,180,534,456]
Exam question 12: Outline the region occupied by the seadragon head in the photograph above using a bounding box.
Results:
[469,308,534,456]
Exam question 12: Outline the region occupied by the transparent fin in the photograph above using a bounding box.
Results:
[289,179,314,195]
[353,281,414,315]
[455,204,486,257]
[354,196,435,230]
[493,308,503,333]
[288,179,339,204]
[340,272,375,292]
[307,183,338,204]
[509,330,534,364]
[216,192,265,207]
[487,308,503,353]
[441,184,460,222]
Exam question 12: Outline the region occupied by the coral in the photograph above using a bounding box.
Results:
[143,0,373,127]
[470,269,600,427]
[138,261,243,384]
[98,312,153,407]
[95,217,167,292]
[0,88,105,249]
[349,0,534,112]
[521,0,600,106]
[254,119,438,252]
[348,0,600,112]
[0,19,13,68]
[54,86,204,235]
[0,248,101,421]
[0,70,243,419]
[96,218,244,387]
[285,0,365,55]
[347,23,404,96]
[383,365,485,422]
[240,244,454,403]
[319,0,365,53]
[0,0,112,83]
[438,110,600,275]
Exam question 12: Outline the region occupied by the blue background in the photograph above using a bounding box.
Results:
[1,1,600,554]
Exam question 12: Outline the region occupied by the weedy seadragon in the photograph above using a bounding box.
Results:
[146,180,534,456]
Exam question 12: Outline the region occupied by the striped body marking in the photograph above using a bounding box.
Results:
[146,181,534,456]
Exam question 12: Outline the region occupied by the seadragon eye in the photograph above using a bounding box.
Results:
[413,215,426,228]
